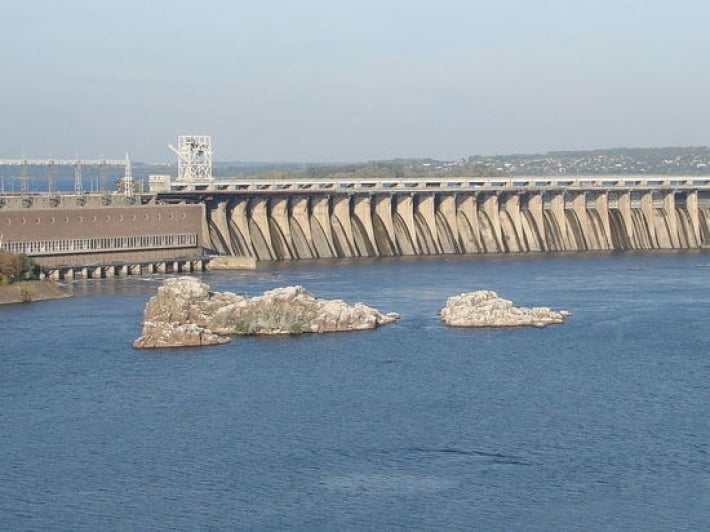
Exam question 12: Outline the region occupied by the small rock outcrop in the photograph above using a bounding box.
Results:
[439,290,570,328]
[133,277,399,349]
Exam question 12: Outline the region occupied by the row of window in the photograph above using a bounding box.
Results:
[1,233,197,256]
[3,210,190,226]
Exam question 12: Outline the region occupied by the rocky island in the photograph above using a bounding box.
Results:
[440,290,570,328]
[133,276,399,349]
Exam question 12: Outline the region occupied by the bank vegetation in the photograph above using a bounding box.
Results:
[0,250,67,304]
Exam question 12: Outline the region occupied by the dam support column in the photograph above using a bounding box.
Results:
[571,192,591,250]
[395,194,419,255]
[664,191,680,248]
[503,194,524,252]
[311,196,336,258]
[332,196,356,257]
[640,192,658,248]
[456,194,481,253]
[416,194,441,254]
[229,199,255,258]
[438,194,460,253]
[594,193,612,249]
[686,190,701,246]
[210,200,236,255]
[480,193,503,252]
[291,197,316,258]
[250,197,276,260]
[550,192,570,250]
[618,191,635,248]
[374,195,398,256]
[270,197,294,259]
[527,193,545,251]
[353,195,377,256]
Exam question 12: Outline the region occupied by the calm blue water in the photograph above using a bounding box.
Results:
[1,252,708,530]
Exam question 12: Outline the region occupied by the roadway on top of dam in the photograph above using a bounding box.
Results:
[160,174,710,198]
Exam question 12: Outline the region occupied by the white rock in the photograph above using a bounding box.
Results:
[440,290,569,328]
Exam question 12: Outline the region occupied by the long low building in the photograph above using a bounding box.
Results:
[0,200,207,276]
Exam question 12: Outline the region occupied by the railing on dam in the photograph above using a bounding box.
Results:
[164,174,710,194]
[1,233,197,257]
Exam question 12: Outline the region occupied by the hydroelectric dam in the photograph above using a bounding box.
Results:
[159,174,710,261]
[3,136,710,279]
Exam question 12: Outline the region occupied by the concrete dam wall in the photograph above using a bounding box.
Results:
[201,189,710,260]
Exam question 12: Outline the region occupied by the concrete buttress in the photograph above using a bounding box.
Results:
[549,192,571,250]
[250,197,276,259]
[332,196,356,257]
[311,196,336,258]
[353,196,378,256]
[415,194,441,254]
[686,191,701,246]
[270,197,294,259]
[617,191,635,247]
[640,192,658,248]
[480,194,503,252]
[456,194,481,253]
[211,200,236,255]
[395,194,419,254]
[664,192,680,248]
[374,195,398,255]
[229,199,255,257]
[437,194,460,253]
[503,194,523,252]
[594,193,612,249]
[527,193,545,251]
[291,197,316,258]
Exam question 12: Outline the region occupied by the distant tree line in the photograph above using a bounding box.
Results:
[215,159,506,181]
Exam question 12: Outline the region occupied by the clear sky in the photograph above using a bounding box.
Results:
[1,0,709,162]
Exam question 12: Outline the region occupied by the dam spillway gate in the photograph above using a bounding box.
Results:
[162,186,710,260]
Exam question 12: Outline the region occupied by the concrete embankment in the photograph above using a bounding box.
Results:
[0,281,70,305]
[208,256,257,270]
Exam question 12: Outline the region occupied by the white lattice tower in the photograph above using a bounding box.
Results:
[169,135,213,181]
[123,154,133,197]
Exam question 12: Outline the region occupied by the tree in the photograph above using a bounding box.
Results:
[0,250,21,283]
[18,254,39,280]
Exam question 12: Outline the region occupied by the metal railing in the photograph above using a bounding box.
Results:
[164,174,710,194]
[1,233,197,256]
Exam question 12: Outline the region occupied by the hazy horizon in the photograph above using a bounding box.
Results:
[2,0,709,162]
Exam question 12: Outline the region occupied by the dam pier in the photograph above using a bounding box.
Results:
[166,174,710,261]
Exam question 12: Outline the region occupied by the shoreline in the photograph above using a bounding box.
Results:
[0,280,70,305]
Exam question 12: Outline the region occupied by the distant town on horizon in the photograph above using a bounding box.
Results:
[206,145,710,180]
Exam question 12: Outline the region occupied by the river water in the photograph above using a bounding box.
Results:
[1,252,708,530]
